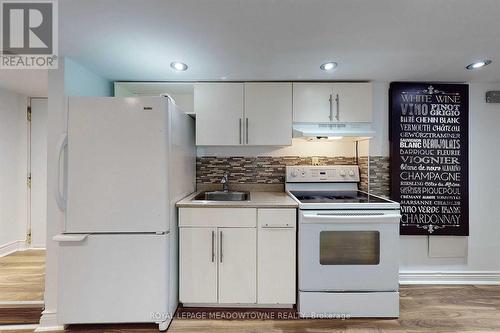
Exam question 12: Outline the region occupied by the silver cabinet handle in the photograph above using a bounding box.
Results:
[245,118,249,144]
[239,118,242,144]
[219,230,223,263]
[329,94,333,121]
[211,230,215,262]
[335,94,339,121]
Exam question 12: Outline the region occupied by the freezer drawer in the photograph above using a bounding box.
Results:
[299,291,399,318]
[56,233,170,324]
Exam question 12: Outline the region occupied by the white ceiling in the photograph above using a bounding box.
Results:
[0,70,48,97]
[2,0,498,95]
[59,0,500,83]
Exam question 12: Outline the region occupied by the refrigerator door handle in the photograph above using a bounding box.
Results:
[53,234,89,242]
[56,133,68,211]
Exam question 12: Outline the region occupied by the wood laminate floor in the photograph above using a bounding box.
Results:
[2,285,499,333]
[0,306,43,325]
[170,286,500,332]
[0,250,45,303]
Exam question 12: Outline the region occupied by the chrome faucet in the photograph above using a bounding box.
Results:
[221,172,229,192]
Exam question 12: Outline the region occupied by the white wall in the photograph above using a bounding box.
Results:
[370,81,500,277]
[0,88,28,253]
[370,82,390,156]
[64,58,113,97]
[30,99,49,248]
[40,57,113,330]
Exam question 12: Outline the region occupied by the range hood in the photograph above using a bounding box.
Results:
[292,122,375,139]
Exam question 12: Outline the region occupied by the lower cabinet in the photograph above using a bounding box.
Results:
[257,209,296,304]
[179,227,218,303]
[218,228,257,304]
[179,207,296,306]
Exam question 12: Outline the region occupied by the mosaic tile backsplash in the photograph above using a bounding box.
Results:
[196,155,391,198]
[368,156,390,198]
[358,156,369,192]
[197,156,357,184]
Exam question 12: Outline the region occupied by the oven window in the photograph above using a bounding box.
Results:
[319,231,380,265]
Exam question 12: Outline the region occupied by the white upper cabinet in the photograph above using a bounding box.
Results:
[194,82,292,146]
[293,83,333,123]
[293,82,372,123]
[194,82,372,144]
[194,83,244,145]
[244,82,292,146]
[332,83,372,122]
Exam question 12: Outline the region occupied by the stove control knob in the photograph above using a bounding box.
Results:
[340,170,346,177]
[290,170,298,177]
[349,170,355,177]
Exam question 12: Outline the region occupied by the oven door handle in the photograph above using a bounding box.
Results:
[302,212,401,223]
[261,223,294,229]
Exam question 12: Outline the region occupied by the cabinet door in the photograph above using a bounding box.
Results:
[293,83,333,123]
[244,83,292,146]
[179,227,218,303]
[194,83,244,145]
[257,209,296,305]
[218,228,257,304]
[332,83,372,122]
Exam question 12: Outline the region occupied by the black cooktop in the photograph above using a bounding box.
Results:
[290,191,389,204]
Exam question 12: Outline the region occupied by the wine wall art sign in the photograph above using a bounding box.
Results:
[389,82,469,236]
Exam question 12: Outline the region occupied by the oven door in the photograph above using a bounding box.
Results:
[299,210,400,292]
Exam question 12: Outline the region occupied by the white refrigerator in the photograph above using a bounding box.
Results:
[53,96,195,331]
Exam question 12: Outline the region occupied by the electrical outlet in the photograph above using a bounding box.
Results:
[312,157,319,165]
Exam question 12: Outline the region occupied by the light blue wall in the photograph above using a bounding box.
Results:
[64,58,113,97]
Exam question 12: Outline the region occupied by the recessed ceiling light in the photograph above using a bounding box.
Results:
[170,61,188,71]
[466,60,491,70]
[320,62,338,71]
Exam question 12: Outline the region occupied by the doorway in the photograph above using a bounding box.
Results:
[0,97,47,326]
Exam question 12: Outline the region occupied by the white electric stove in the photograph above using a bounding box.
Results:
[286,165,401,318]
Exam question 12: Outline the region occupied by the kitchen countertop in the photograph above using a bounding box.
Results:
[176,191,298,208]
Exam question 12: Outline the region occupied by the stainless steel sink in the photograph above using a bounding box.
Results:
[193,191,250,201]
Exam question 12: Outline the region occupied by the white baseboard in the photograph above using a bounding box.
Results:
[29,244,47,250]
[35,310,64,332]
[0,240,26,257]
[400,271,500,285]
